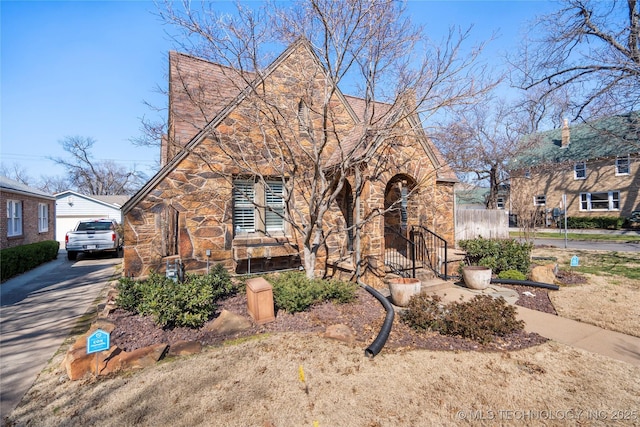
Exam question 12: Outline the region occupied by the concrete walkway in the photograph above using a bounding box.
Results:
[431,284,640,367]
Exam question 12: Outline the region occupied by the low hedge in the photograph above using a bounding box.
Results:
[565,216,624,230]
[1,240,60,282]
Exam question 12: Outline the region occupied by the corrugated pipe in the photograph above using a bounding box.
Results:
[490,278,559,291]
[361,283,394,358]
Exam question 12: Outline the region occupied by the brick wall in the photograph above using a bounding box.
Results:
[511,155,639,220]
[1,191,56,249]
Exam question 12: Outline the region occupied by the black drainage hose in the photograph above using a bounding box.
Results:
[363,284,394,358]
[490,278,559,291]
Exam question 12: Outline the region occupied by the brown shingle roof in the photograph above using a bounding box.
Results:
[169,52,256,147]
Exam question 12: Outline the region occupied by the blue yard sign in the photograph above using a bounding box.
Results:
[87,329,110,354]
[570,255,580,267]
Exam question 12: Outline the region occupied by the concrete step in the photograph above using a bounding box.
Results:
[420,278,452,294]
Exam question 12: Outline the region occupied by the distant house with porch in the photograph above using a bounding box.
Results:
[1,176,56,249]
[121,39,457,286]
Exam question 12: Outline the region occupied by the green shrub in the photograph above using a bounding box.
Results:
[401,294,524,344]
[115,266,236,329]
[1,240,59,281]
[566,216,624,230]
[268,271,357,313]
[497,269,527,281]
[115,276,142,312]
[458,237,532,275]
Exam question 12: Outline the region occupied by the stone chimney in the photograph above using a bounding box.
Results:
[561,118,570,148]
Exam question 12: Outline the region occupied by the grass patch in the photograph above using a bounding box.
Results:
[509,231,640,242]
[567,251,640,281]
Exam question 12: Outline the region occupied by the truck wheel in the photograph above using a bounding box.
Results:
[67,251,77,261]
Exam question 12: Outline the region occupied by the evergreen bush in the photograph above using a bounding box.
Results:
[1,240,59,281]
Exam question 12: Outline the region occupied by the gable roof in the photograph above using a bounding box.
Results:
[124,38,456,213]
[169,51,256,146]
[0,176,55,200]
[511,112,640,169]
[54,190,129,209]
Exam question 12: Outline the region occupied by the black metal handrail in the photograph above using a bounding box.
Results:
[410,225,449,279]
[383,227,416,278]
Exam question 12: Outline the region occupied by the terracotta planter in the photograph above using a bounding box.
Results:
[388,277,421,307]
[462,266,492,290]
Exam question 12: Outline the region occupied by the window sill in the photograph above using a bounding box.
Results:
[233,233,292,246]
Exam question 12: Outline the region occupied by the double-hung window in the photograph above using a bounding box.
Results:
[233,179,285,234]
[533,195,546,206]
[574,161,586,179]
[616,156,630,175]
[7,200,22,237]
[38,203,49,232]
[580,191,620,211]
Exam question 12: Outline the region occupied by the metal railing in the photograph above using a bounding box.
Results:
[384,227,417,278]
[410,225,449,279]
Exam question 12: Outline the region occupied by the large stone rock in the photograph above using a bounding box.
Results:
[324,324,354,344]
[119,343,169,370]
[203,309,252,334]
[168,340,202,357]
[530,263,557,284]
[64,345,121,380]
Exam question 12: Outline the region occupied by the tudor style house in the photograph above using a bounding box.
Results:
[509,112,639,226]
[1,176,56,249]
[122,39,457,286]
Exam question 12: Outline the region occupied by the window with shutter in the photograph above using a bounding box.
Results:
[265,181,284,232]
[234,180,256,232]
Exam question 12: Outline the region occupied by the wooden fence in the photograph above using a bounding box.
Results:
[455,209,509,242]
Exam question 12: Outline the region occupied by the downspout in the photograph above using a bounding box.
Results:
[361,282,394,358]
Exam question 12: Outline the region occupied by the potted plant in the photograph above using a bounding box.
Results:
[461,265,492,290]
[387,277,421,307]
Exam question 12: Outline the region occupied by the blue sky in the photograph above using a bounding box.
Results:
[1,0,554,184]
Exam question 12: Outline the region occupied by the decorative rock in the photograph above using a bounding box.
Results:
[119,343,169,370]
[64,345,121,380]
[324,324,354,344]
[530,264,557,284]
[168,340,203,357]
[204,309,253,334]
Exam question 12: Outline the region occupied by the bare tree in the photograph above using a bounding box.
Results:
[0,162,32,185]
[156,0,495,278]
[433,97,542,209]
[513,0,640,121]
[38,175,72,195]
[49,136,146,195]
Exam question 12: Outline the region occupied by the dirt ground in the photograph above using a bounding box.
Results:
[4,247,640,427]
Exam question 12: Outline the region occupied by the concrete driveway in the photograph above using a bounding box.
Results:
[0,251,121,417]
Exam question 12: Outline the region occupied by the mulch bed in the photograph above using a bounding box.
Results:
[109,282,556,354]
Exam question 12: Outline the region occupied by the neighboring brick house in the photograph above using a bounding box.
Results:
[122,39,456,285]
[509,112,639,226]
[1,176,56,249]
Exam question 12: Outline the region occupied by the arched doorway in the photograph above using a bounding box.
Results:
[384,175,417,273]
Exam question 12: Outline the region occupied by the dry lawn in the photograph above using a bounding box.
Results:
[6,333,640,427]
[5,247,640,426]
[532,248,640,337]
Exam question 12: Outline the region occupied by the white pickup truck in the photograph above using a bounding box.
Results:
[65,219,123,261]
